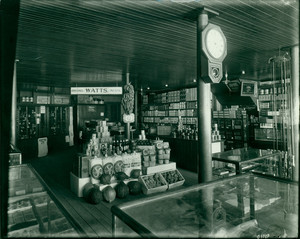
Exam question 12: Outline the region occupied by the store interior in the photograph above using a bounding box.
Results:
[1,0,299,238]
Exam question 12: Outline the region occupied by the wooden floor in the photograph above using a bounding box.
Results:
[29,147,199,238]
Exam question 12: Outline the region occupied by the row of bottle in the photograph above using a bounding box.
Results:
[172,126,198,140]
[260,151,294,179]
[86,138,137,157]
[259,87,286,95]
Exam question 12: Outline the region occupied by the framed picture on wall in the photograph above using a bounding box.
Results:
[240,80,258,97]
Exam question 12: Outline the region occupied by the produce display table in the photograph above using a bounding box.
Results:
[147,135,224,173]
[111,173,298,238]
[212,148,281,174]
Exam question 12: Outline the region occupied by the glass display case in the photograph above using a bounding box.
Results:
[212,148,281,174]
[7,164,81,238]
[112,173,298,238]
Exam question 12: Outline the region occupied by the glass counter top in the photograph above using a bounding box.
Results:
[212,148,281,163]
[112,174,298,238]
[7,164,81,238]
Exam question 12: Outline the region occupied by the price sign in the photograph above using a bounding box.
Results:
[123,113,135,123]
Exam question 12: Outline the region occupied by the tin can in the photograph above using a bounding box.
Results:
[265,89,269,94]
[259,89,264,95]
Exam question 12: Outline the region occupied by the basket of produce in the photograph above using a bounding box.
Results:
[138,173,168,195]
[161,169,185,190]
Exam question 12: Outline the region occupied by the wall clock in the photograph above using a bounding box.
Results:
[200,23,227,83]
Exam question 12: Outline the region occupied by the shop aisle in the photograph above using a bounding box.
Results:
[29,147,199,237]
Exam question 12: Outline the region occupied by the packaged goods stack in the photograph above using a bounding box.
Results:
[71,128,185,199]
[141,147,156,168]
[71,150,142,196]
[71,120,142,197]
[134,136,184,193]
[155,141,171,165]
[211,124,222,142]
[212,106,249,150]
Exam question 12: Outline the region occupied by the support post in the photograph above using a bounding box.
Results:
[125,73,130,140]
[197,10,212,183]
[10,60,18,146]
[291,46,299,181]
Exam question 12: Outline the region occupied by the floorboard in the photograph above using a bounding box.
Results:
[29,147,199,237]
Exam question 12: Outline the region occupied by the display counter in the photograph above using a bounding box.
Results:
[212,148,281,174]
[7,164,82,237]
[147,135,224,172]
[111,173,298,238]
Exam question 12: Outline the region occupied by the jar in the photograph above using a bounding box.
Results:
[158,149,164,155]
[265,89,269,94]
[259,89,264,95]
[164,154,170,160]
[165,148,171,154]
[150,154,156,162]
[143,155,150,162]
[158,154,164,160]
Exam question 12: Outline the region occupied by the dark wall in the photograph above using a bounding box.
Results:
[0,0,20,237]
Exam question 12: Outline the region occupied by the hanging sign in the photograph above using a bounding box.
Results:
[123,113,135,123]
[70,87,122,95]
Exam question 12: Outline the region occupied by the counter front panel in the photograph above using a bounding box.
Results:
[7,164,81,238]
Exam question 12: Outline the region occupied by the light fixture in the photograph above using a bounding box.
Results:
[165,84,168,87]
[147,87,150,90]
[241,70,245,75]
[193,79,197,83]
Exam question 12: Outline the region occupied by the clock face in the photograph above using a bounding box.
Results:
[205,28,226,60]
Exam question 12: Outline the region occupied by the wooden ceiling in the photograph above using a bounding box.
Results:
[15,0,299,91]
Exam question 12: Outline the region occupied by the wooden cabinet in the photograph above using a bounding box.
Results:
[16,104,71,159]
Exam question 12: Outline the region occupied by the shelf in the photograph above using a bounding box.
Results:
[143,116,197,118]
[8,191,47,204]
[143,109,197,111]
[18,103,71,106]
[143,122,196,125]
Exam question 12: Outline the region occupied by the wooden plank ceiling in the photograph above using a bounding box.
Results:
[15,0,299,91]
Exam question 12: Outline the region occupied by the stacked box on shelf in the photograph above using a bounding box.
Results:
[171,117,179,124]
[213,111,219,119]
[162,93,167,103]
[180,89,186,101]
[169,110,177,116]
[186,88,197,101]
[142,95,148,105]
[149,105,156,110]
[180,101,186,109]
[187,101,197,109]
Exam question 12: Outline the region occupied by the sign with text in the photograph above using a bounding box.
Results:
[71,87,122,95]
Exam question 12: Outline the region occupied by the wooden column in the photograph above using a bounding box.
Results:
[134,89,138,131]
[291,46,299,181]
[10,60,18,146]
[197,11,212,183]
[125,73,130,140]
